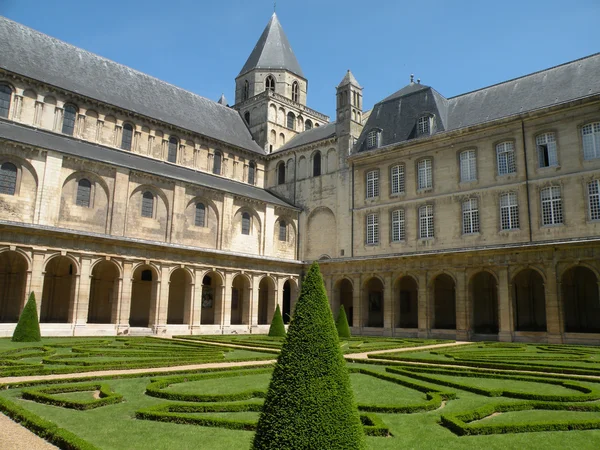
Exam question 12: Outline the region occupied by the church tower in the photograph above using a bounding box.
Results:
[234,13,328,153]
[335,70,363,154]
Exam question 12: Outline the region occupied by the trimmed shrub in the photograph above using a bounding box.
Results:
[12,292,41,342]
[21,383,123,410]
[336,305,351,338]
[252,262,366,449]
[268,305,286,337]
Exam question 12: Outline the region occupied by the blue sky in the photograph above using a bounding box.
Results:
[1,0,599,120]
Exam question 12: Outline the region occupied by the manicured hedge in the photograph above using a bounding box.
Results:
[21,383,123,410]
[268,305,286,337]
[336,305,351,339]
[360,413,391,437]
[12,292,41,342]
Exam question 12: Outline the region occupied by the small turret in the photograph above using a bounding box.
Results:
[336,70,363,149]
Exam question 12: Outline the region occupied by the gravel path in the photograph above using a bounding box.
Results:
[344,340,472,359]
[0,412,58,449]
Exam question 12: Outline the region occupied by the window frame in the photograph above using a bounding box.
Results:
[588,180,600,221]
[313,151,322,177]
[500,192,520,231]
[391,209,405,242]
[277,161,286,185]
[167,137,178,163]
[141,191,155,219]
[195,202,206,227]
[0,83,13,119]
[279,220,287,242]
[366,169,380,199]
[582,122,600,161]
[417,115,433,136]
[292,81,299,102]
[62,104,78,136]
[75,178,92,208]
[390,164,405,195]
[248,161,256,185]
[121,123,134,151]
[536,132,558,168]
[462,197,480,234]
[496,141,516,176]
[419,204,434,239]
[265,76,275,92]
[366,213,379,245]
[540,186,563,226]
[213,151,222,175]
[0,161,18,196]
[366,129,380,150]
[459,149,477,182]
[417,158,433,191]
[241,212,251,235]
[286,112,296,130]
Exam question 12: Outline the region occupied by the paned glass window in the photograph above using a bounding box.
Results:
[62,105,77,136]
[588,180,600,221]
[367,129,379,149]
[167,137,178,163]
[541,186,563,225]
[121,123,134,151]
[462,198,480,234]
[213,151,222,175]
[279,220,287,241]
[76,179,91,207]
[496,141,516,175]
[266,76,275,92]
[417,159,432,190]
[277,162,286,185]
[460,150,477,182]
[582,122,600,160]
[417,116,431,135]
[195,203,206,227]
[248,162,256,185]
[0,84,12,118]
[537,132,558,167]
[305,119,313,131]
[391,164,405,195]
[0,162,17,195]
[287,112,296,130]
[366,170,379,198]
[313,151,321,177]
[292,82,299,102]
[366,213,379,244]
[500,192,519,230]
[391,209,405,242]
[141,191,154,218]
[419,205,434,239]
[242,212,251,235]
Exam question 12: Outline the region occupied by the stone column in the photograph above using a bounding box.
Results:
[221,272,234,332]
[109,167,130,236]
[73,257,92,329]
[455,272,469,340]
[497,266,513,342]
[351,275,361,329]
[190,269,204,334]
[383,273,393,336]
[417,272,429,338]
[30,252,46,318]
[545,264,563,343]
[250,274,260,331]
[153,266,170,334]
[117,262,133,333]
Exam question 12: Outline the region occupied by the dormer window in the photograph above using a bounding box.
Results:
[418,115,433,136]
[367,129,380,150]
[266,76,275,92]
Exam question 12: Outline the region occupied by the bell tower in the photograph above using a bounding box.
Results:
[336,70,363,154]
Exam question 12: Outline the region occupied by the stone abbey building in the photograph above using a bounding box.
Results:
[1,13,599,344]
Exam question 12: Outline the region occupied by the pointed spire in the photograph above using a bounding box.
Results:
[337,69,361,89]
[217,93,228,105]
[238,13,304,78]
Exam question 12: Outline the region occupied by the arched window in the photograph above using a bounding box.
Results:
[287,112,296,130]
[305,119,313,131]
[167,137,178,163]
[141,269,153,281]
[121,123,134,151]
[244,111,250,125]
[213,151,222,175]
[62,105,77,136]
[279,220,287,241]
[292,81,299,102]
[243,80,249,101]
[0,162,17,195]
[141,191,154,218]
[241,212,251,235]
[265,76,275,92]
[195,203,206,227]
[278,161,286,185]
[248,161,256,185]
[0,84,12,118]
[76,178,91,207]
[313,151,321,177]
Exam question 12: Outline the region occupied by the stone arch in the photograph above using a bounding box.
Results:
[230,273,251,325]
[0,250,29,322]
[431,273,456,330]
[167,267,193,325]
[298,155,307,179]
[126,185,170,241]
[200,270,224,325]
[277,160,286,185]
[129,264,160,327]
[282,278,298,324]
[268,104,277,122]
[257,276,276,325]
[394,275,418,328]
[306,207,336,261]
[470,271,499,334]
[512,268,547,332]
[59,171,110,233]
[286,158,295,181]
[231,207,262,254]
[41,255,78,323]
[311,150,322,176]
[0,153,39,222]
[277,107,285,125]
[183,197,219,249]
[88,259,120,324]
[362,276,384,327]
[334,278,354,327]
[562,266,600,333]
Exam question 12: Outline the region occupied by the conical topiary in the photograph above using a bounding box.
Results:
[252,262,365,449]
[12,292,41,342]
[268,304,286,337]
[336,305,351,339]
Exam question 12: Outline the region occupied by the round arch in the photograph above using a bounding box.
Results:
[394,275,418,329]
[470,271,499,334]
[88,259,121,324]
[512,268,547,332]
[0,250,29,322]
[362,276,384,328]
[41,255,78,323]
[431,273,456,330]
[129,264,160,328]
[562,265,600,333]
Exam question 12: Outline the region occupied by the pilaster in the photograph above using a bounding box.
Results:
[497,266,513,342]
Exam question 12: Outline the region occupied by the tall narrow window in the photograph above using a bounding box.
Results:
[366,213,379,244]
[287,112,296,130]
[537,132,558,168]
[244,111,250,125]
[588,180,600,221]
[419,205,434,239]
[265,76,275,92]
[277,162,286,185]
[460,150,477,182]
[248,161,256,185]
[313,151,321,177]
[62,105,77,136]
[195,203,206,227]
[213,151,222,175]
[243,80,249,101]
[0,162,17,195]
[279,220,287,241]
[417,116,432,135]
[391,209,405,242]
[141,191,154,218]
[462,198,480,234]
[496,141,516,175]
[417,159,432,190]
[391,164,405,195]
[167,137,178,163]
[0,84,12,118]
[582,122,600,160]
[292,81,299,102]
[121,123,133,151]
[367,129,379,149]
[76,178,91,207]
[541,186,563,225]
[500,192,519,230]
[366,170,379,199]
[241,212,251,235]
[305,119,313,131]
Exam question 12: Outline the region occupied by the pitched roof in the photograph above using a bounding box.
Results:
[276,122,337,152]
[0,16,265,155]
[0,120,297,209]
[338,70,361,88]
[217,94,228,105]
[238,13,304,79]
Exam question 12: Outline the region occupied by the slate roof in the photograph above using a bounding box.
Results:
[338,70,361,88]
[357,53,600,152]
[0,120,297,209]
[276,122,337,152]
[238,13,304,79]
[0,16,265,155]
